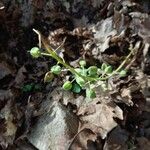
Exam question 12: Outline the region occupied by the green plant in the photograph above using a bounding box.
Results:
[29,30,135,99]
[22,83,41,92]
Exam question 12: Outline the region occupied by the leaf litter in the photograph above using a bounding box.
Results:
[0,0,150,149]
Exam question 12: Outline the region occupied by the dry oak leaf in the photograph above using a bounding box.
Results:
[69,128,98,150]
[77,101,123,139]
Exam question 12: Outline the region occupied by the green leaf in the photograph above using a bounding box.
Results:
[119,70,127,77]
[63,81,72,90]
[72,83,81,93]
[51,65,61,75]
[87,66,98,76]
[75,68,87,76]
[101,63,108,70]
[75,76,86,87]
[34,84,42,91]
[86,88,96,99]
[97,68,103,75]
[75,68,82,74]
[79,60,86,67]
[30,47,41,58]
[104,66,113,74]
[22,83,34,92]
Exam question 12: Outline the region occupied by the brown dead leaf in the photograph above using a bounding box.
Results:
[0,100,17,148]
[0,62,15,80]
[0,87,22,148]
[14,66,27,86]
[69,128,100,150]
[109,76,143,106]
[103,126,129,150]
[62,91,85,109]
[31,0,46,9]
[120,88,133,106]
[77,100,123,139]
[48,27,93,61]
[136,137,150,150]
[0,89,14,110]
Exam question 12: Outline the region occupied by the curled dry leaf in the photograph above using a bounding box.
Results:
[109,76,143,106]
[103,126,129,150]
[77,100,123,139]
[136,137,150,150]
[62,91,85,109]
[0,87,22,149]
[69,129,99,150]
[0,89,14,110]
[120,88,133,106]
[0,62,15,80]
[48,27,93,61]
[14,66,27,86]
[92,17,117,53]
[0,100,17,148]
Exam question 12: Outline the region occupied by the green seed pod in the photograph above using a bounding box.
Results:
[104,66,113,74]
[51,65,61,75]
[71,83,81,93]
[75,76,86,87]
[44,71,54,83]
[87,66,98,76]
[63,81,72,90]
[86,88,96,98]
[119,70,127,77]
[79,60,86,67]
[30,47,41,58]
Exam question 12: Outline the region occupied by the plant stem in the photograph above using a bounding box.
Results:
[41,38,99,82]
[99,49,134,80]
[41,53,52,57]
[114,49,133,73]
[39,30,134,83]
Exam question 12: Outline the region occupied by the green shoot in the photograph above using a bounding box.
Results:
[29,29,135,99]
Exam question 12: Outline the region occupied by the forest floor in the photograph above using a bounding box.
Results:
[0,0,150,150]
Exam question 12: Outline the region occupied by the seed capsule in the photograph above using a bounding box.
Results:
[79,60,86,67]
[51,65,61,75]
[30,47,41,58]
[44,71,54,82]
[63,81,72,90]
[119,70,127,77]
